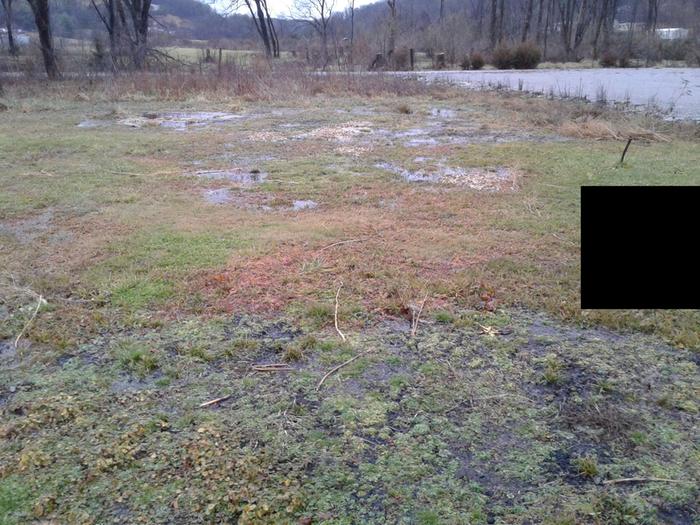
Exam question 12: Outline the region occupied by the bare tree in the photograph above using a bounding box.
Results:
[386,0,397,58]
[348,0,355,64]
[91,0,126,69]
[225,1,278,58]
[293,0,335,69]
[26,0,60,79]
[122,0,151,69]
[558,0,594,60]
[1,0,18,56]
[521,0,535,41]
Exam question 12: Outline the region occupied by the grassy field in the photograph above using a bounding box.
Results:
[0,77,698,524]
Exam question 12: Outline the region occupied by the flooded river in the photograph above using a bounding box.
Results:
[418,68,700,120]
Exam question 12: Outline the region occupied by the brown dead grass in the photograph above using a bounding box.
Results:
[558,118,669,141]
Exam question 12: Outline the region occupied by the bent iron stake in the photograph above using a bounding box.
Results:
[619,138,633,166]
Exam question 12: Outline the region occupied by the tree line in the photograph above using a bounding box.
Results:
[1,0,698,79]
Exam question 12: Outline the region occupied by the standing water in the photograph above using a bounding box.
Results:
[417,68,700,120]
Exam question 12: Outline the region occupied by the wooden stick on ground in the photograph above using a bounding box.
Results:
[318,238,369,254]
[199,394,233,408]
[252,363,293,372]
[316,351,370,391]
[411,294,429,337]
[334,283,347,342]
[603,477,693,486]
[14,294,45,349]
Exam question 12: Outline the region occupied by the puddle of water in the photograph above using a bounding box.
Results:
[193,169,268,185]
[430,108,457,118]
[77,119,111,128]
[203,188,232,205]
[80,111,244,130]
[155,111,241,130]
[292,200,318,211]
[378,162,519,191]
[419,68,700,120]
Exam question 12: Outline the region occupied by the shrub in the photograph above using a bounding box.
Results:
[512,42,541,69]
[618,54,631,68]
[599,51,617,67]
[391,47,410,71]
[460,55,471,70]
[491,44,513,69]
[470,52,485,70]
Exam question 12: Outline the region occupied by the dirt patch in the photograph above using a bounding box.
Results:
[300,121,374,142]
[0,210,55,244]
[378,162,520,191]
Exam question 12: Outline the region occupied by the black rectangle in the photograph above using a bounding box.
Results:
[581,186,700,309]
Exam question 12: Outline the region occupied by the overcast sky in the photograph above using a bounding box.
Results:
[208,0,380,17]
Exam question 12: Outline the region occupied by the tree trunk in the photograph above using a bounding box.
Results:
[497,0,505,43]
[123,0,150,69]
[262,1,279,58]
[1,0,18,56]
[26,0,60,79]
[255,0,272,57]
[522,0,535,41]
[387,0,397,58]
[489,0,498,47]
[535,0,545,43]
[349,0,355,65]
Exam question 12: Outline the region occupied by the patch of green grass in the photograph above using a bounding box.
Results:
[114,341,160,377]
[574,456,599,479]
[111,278,174,310]
[99,230,249,275]
[433,310,455,324]
[542,354,564,385]
[0,477,32,525]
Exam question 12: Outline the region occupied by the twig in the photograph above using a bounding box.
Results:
[318,238,369,254]
[199,394,233,408]
[316,351,370,391]
[334,283,346,342]
[252,363,293,372]
[552,233,578,247]
[603,477,693,486]
[411,294,429,337]
[14,294,45,349]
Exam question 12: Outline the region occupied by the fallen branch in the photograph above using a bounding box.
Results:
[603,477,693,486]
[252,363,293,372]
[316,351,370,391]
[411,294,429,337]
[199,394,233,408]
[318,238,369,254]
[14,294,46,349]
[334,283,346,342]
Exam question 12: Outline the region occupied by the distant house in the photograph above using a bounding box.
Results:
[15,33,31,46]
[656,28,689,40]
[613,21,645,32]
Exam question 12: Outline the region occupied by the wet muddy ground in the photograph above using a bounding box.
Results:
[2,93,699,524]
[0,308,697,523]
